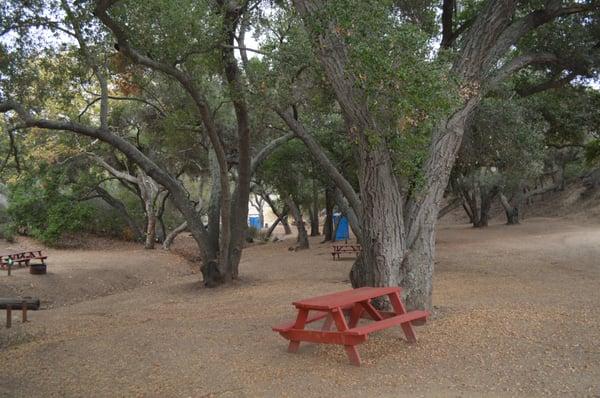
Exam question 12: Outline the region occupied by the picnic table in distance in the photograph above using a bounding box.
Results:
[331,242,362,260]
[273,287,429,366]
[0,250,47,270]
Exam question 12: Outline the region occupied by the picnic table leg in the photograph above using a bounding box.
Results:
[288,309,309,353]
[359,299,384,321]
[331,308,361,366]
[348,303,364,328]
[388,292,417,343]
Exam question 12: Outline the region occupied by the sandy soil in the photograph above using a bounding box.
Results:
[1,217,599,397]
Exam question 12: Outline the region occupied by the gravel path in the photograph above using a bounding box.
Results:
[1,217,599,397]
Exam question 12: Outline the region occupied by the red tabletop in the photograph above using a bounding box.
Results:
[292,287,400,311]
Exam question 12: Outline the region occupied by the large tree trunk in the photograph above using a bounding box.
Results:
[288,0,578,310]
[350,145,405,289]
[401,105,477,310]
[221,5,253,281]
[286,196,309,250]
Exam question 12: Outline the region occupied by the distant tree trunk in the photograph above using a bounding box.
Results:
[282,213,292,235]
[249,193,265,228]
[265,209,291,238]
[93,186,144,241]
[499,192,520,225]
[206,150,221,261]
[309,180,320,236]
[155,191,170,243]
[437,197,461,219]
[474,186,498,228]
[162,221,188,250]
[285,196,309,250]
[137,170,162,249]
[322,186,334,242]
[261,193,292,235]
[144,209,157,248]
[461,187,479,226]
[308,207,319,237]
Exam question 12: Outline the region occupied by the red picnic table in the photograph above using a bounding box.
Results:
[273,287,429,366]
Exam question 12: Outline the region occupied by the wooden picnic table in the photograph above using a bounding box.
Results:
[273,287,429,366]
[0,250,47,271]
[331,243,361,260]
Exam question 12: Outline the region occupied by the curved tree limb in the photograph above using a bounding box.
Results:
[275,109,362,220]
[250,132,295,175]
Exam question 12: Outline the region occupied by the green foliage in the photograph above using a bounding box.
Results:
[457,95,547,193]
[258,140,317,204]
[7,164,93,245]
[585,140,600,166]
[0,223,17,243]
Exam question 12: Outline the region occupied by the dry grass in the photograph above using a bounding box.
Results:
[1,216,599,397]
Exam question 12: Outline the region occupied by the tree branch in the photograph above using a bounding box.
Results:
[276,108,362,219]
[517,71,578,97]
[487,52,562,89]
[88,152,138,183]
[250,133,295,175]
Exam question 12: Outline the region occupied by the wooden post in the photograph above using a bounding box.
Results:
[7,262,11,276]
[6,305,11,328]
[22,300,27,323]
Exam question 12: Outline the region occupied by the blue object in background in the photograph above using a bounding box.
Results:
[334,213,350,241]
[248,215,262,229]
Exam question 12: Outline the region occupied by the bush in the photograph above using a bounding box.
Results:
[7,165,93,246]
[0,223,17,243]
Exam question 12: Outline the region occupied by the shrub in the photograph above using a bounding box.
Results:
[7,165,93,246]
[0,223,17,243]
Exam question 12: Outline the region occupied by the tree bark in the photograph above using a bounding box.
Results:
[207,150,221,261]
[261,192,292,235]
[350,145,405,289]
[285,196,309,250]
[144,207,157,249]
[309,180,320,236]
[220,2,253,280]
[474,186,498,228]
[281,213,292,235]
[93,185,144,241]
[266,209,288,238]
[499,192,520,225]
[163,221,188,250]
[322,186,334,242]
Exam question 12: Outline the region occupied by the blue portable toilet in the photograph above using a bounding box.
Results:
[333,212,350,241]
[248,215,262,229]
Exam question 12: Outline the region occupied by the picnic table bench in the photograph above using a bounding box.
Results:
[0,250,47,271]
[1,297,40,328]
[273,287,428,366]
[331,243,361,260]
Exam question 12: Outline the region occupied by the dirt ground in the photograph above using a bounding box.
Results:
[1,215,599,397]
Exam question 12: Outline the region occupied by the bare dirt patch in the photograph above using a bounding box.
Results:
[1,217,599,397]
